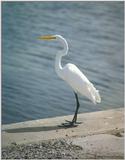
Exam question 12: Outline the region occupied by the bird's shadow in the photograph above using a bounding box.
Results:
[3,125,69,133]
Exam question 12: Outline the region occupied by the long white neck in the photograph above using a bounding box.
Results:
[55,36,68,78]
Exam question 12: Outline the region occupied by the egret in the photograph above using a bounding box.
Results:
[38,35,101,127]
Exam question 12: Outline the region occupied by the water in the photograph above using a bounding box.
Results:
[2,2,124,124]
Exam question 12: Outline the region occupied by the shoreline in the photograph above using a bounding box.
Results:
[2,108,124,159]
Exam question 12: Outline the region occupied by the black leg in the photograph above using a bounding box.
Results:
[59,92,81,127]
[72,92,80,123]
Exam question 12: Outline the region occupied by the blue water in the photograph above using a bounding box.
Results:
[2,2,124,124]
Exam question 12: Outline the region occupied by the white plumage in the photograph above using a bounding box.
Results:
[60,63,101,104]
[54,35,101,105]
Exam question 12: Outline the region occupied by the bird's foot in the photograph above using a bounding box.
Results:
[58,120,81,128]
[58,121,77,128]
[65,120,82,124]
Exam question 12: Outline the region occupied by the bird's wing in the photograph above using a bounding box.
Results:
[62,63,90,84]
[87,83,101,104]
[61,63,101,104]
[61,63,90,92]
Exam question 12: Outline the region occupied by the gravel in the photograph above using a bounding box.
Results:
[2,139,83,159]
[2,136,124,159]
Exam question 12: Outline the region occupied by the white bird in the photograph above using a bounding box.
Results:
[38,35,101,127]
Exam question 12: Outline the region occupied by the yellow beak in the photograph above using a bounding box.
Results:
[38,35,56,40]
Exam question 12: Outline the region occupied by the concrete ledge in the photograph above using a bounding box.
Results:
[68,133,124,159]
[2,108,124,147]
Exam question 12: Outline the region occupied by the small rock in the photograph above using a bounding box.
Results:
[11,142,17,145]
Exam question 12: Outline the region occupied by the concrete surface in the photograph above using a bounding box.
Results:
[68,134,124,158]
[2,108,124,148]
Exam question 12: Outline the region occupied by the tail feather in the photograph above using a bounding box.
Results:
[87,83,101,104]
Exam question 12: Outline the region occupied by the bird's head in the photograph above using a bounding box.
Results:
[38,34,68,52]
